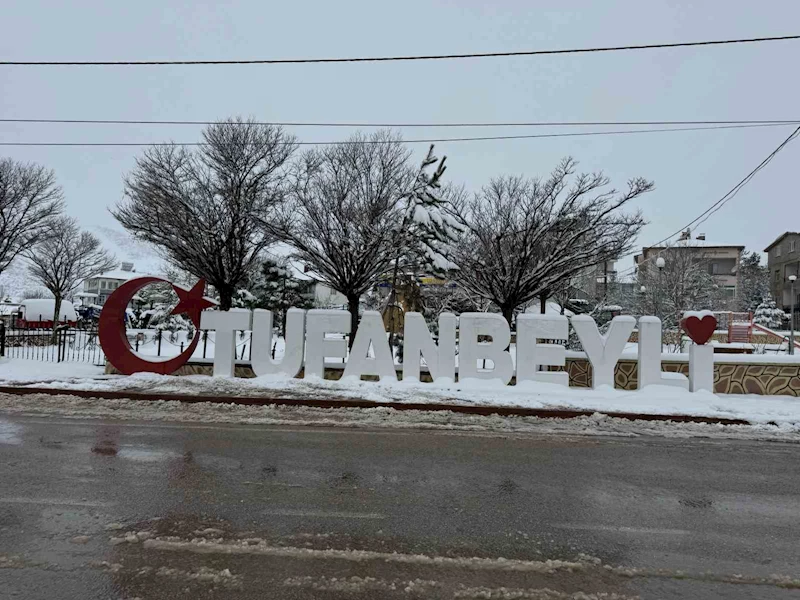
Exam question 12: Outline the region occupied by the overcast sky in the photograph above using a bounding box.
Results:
[2,0,798,273]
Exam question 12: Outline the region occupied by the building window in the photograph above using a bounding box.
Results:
[791,240,797,253]
[711,262,719,275]
[775,270,781,283]
[777,245,782,257]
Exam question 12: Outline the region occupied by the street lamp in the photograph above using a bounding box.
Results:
[639,285,647,315]
[790,274,797,355]
[655,257,665,318]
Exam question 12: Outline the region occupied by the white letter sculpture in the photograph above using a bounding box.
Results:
[343,311,396,381]
[572,315,636,389]
[402,312,457,382]
[458,313,514,384]
[516,314,569,386]
[200,309,253,378]
[637,316,689,390]
[251,309,306,377]
[305,309,350,379]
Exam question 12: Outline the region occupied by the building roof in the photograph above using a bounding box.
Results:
[642,243,745,251]
[764,232,800,252]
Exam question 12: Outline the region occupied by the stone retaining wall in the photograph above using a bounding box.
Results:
[560,358,800,396]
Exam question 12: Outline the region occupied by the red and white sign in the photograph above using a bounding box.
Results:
[99,276,717,392]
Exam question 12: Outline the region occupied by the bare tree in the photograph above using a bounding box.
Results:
[26,216,116,338]
[114,118,298,310]
[636,244,718,328]
[448,158,651,326]
[0,158,64,277]
[274,131,414,342]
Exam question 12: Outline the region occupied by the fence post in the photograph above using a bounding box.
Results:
[0,322,5,357]
[157,330,162,356]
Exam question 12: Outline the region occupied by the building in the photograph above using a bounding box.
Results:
[634,243,744,300]
[82,262,139,305]
[764,232,800,313]
[585,259,617,300]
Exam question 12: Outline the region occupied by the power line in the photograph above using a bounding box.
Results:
[1,118,799,128]
[2,34,799,66]
[0,123,793,147]
[617,124,800,279]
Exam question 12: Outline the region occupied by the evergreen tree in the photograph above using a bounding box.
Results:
[737,251,770,313]
[754,296,786,329]
[255,257,314,335]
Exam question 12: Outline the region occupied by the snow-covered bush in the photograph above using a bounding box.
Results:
[754,296,786,329]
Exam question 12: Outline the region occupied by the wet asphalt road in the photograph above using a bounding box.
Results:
[0,414,799,599]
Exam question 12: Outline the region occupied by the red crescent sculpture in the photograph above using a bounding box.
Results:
[98,276,215,375]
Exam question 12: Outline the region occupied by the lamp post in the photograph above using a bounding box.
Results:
[640,285,647,314]
[655,257,665,319]
[790,274,797,355]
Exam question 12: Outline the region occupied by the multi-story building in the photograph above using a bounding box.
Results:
[82,262,138,305]
[634,243,744,301]
[764,232,800,313]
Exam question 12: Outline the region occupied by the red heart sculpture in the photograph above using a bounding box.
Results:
[680,314,717,345]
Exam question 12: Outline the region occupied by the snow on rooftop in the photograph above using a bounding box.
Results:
[20,299,77,321]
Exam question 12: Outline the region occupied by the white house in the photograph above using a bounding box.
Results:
[82,262,140,305]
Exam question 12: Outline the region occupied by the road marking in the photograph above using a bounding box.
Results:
[263,508,384,519]
[552,523,690,535]
[0,497,111,507]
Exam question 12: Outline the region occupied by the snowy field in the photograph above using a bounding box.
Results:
[1,357,799,430]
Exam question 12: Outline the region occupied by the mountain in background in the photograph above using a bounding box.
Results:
[0,226,164,301]
[91,226,164,275]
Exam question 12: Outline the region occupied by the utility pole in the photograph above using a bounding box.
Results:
[790,274,797,355]
[655,256,665,319]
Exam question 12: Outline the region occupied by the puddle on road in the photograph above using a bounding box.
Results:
[0,419,23,445]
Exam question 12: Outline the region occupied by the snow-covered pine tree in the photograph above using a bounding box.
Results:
[753,296,786,329]
[398,145,465,274]
[385,145,464,345]
[254,257,313,335]
[737,251,770,313]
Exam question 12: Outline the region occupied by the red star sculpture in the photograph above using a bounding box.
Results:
[171,280,216,327]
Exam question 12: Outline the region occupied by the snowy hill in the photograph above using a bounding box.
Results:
[0,226,165,302]
[90,226,164,275]
[0,260,49,301]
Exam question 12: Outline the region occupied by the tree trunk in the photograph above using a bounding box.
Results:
[347,293,360,350]
[501,305,514,328]
[51,294,63,344]
[218,286,234,311]
[540,294,548,315]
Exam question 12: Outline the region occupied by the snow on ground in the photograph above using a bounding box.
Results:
[0,357,799,428]
[0,357,104,382]
[1,390,798,442]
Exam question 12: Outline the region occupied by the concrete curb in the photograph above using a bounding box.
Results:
[0,385,752,426]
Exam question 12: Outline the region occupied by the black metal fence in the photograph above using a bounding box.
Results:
[0,322,259,365]
[0,321,106,364]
